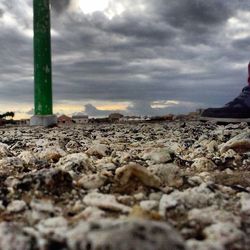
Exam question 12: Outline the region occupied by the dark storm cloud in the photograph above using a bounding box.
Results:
[155,0,232,27]
[148,0,233,45]
[102,13,176,45]
[1,0,250,115]
[51,0,71,13]
[232,37,250,50]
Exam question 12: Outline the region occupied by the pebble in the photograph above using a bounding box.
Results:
[18,151,37,166]
[186,239,224,250]
[191,157,217,172]
[142,148,173,164]
[7,200,26,213]
[39,147,66,162]
[203,222,245,246]
[148,163,183,187]
[0,222,36,250]
[159,183,216,217]
[140,200,159,211]
[240,193,250,214]
[77,171,110,189]
[86,144,110,158]
[220,132,250,153]
[188,206,241,227]
[115,163,161,188]
[56,153,94,176]
[83,192,131,213]
[66,219,186,250]
[0,143,12,158]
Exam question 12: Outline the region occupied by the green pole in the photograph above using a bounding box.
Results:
[33,0,53,115]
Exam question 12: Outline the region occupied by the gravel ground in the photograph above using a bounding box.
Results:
[0,121,250,250]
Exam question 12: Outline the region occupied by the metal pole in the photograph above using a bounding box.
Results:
[31,0,57,126]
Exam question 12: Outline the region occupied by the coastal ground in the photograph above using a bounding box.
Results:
[0,121,250,250]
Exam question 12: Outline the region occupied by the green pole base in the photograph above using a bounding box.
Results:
[30,115,57,127]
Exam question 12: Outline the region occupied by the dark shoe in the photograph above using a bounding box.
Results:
[200,86,250,122]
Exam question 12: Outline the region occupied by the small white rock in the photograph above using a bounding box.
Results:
[140,200,159,211]
[142,148,173,164]
[7,200,26,213]
[240,193,250,214]
[83,192,131,213]
[203,222,245,245]
[18,151,37,165]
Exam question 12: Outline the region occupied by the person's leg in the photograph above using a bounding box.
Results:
[200,62,250,122]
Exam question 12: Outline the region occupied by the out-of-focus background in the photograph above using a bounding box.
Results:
[0,0,250,119]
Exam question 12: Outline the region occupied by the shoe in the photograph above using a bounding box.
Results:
[200,86,250,123]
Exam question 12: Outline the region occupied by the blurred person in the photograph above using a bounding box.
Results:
[200,62,250,123]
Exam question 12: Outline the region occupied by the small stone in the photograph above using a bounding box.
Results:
[187,176,203,186]
[86,144,109,158]
[7,200,26,213]
[0,157,25,175]
[73,207,106,221]
[28,199,61,224]
[129,205,162,220]
[186,239,224,250]
[159,194,178,215]
[203,222,245,245]
[77,171,111,189]
[15,169,73,195]
[142,148,173,164]
[39,147,66,162]
[56,153,94,177]
[36,216,68,235]
[133,192,146,201]
[66,219,186,250]
[0,201,5,211]
[96,162,116,171]
[140,200,159,211]
[220,132,250,153]
[115,163,161,189]
[207,140,218,153]
[240,193,250,214]
[148,163,183,187]
[224,168,234,174]
[159,184,216,217]
[191,157,217,172]
[149,192,163,201]
[0,143,12,159]
[0,222,36,250]
[117,195,135,206]
[30,199,56,213]
[18,151,37,166]
[188,206,241,227]
[83,192,131,213]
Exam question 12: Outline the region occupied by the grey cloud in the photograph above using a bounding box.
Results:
[152,0,232,28]
[232,37,250,50]
[102,14,176,45]
[51,0,71,13]
[148,0,233,45]
[0,9,4,17]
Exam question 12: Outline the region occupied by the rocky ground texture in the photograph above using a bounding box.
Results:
[0,121,250,249]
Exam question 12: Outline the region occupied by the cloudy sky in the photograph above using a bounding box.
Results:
[1,0,250,118]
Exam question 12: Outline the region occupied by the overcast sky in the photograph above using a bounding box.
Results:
[1,0,250,118]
